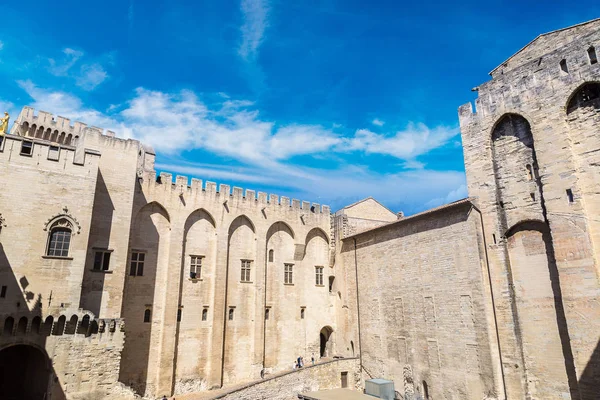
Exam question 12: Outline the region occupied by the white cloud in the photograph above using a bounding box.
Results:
[401,160,425,170]
[372,118,384,126]
[76,63,108,90]
[345,123,459,159]
[48,48,109,91]
[238,0,270,60]
[48,48,83,76]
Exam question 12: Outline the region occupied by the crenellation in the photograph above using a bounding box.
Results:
[258,191,268,203]
[301,200,310,210]
[280,196,290,207]
[232,186,243,199]
[292,199,301,209]
[219,183,230,196]
[176,175,189,187]
[191,178,202,192]
[245,189,255,200]
[205,181,217,193]
[269,194,279,204]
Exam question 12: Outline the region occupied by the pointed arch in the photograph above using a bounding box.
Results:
[184,208,216,231]
[134,201,171,226]
[305,227,329,245]
[491,113,534,148]
[566,81,600,114]
[505,218,547,238]
[266,221,295,242]
[228,214,256,235]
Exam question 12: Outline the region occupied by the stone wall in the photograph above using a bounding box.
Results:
[459,19,600,400]
[341,201,501,400]
[210,358,360,400]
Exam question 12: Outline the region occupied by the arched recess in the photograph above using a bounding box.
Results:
[119,201,171,395]
[35,126,44,139]
[174,208,217,383]
[491,113,544,230]
[16,317,27,335]
[505,220,574,397]
[305,227,330,270]
[263,221,296,369]
[31,316,41,334]
[20,121,29,136]
[222,215,257,385]
[2,317,14,336]
[566,82,600,114]
[52,315,66,336]
[0,344,51,399]
[319,326,334,358]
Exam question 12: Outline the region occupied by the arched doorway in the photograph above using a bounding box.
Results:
[0,345,49,399]
[319,326,333,358]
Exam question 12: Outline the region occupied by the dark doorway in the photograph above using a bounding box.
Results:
[0,345,49,399]
[341,371,348,388]
[320,326,333,357]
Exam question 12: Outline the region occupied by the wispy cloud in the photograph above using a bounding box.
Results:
[48,48,110,90]
[238,0,270,60]
[345,123,460,159]
[372,118,384,126]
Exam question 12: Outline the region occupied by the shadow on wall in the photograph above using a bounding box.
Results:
[79,171,114,317]
[0,243,67,400]
[579,339,600,399]
[119,181,169,396]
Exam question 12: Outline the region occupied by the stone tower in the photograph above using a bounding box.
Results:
[459,19,600,400]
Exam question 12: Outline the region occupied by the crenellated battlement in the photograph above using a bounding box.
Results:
[9,107,136,149]
[143,170,331,214]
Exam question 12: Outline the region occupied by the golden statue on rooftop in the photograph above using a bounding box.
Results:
[0,112,9,135]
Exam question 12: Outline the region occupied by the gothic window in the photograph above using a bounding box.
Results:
[315,266,324,286]
[144,309,151,323]
[47,219,72,257]
[284,263,293,284]
[130,251,145,276]
[190,255,203,279]
[93,250,111,271]
[241,260,252,282]
[589,46,598,65]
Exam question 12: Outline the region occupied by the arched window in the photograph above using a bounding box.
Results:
[567,82,600,114]
[202,308,208,321]
[268,249,274,262]
[53,315,66,335]
[46,219,72,257]
[3,317,14,336]
[65,315,78,334]
[144,309,151,323]
[589,46,598,65]
[31,316,42,334]
[229,308,234,321]
[17,317,27,335]
[41,316,53,336]
[78,315,90,334]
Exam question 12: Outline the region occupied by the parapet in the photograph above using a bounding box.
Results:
[10,107,139,149]
[143,171,331,215]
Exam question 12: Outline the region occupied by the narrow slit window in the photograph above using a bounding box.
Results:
[530,192,536,201]
[560,59,569,73]
[567,189,574,203]
[144,309,151,323]
[492,234,497,244]
[229,308,234,321]
[202,308,208,321]
[589,46,598,65]
[301,308,305,319]
[0,285,6,298]
[526,164,533,181]
[268,249,274,262]
[265,308,270,320]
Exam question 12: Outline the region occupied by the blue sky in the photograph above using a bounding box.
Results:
[1,1,599,214]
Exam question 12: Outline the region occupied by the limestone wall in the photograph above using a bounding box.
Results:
[459,22,600,399]
[211,358,360,400]
[341,201,500,400]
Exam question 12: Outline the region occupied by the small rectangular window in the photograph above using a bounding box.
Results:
[144,309,151,323]
[130,252,145,276]
[589,46,598,65]
[93,250,111,271]
[567,189,574,203]
[315,266,324,286]
[301,308,305,319]
[265,308,270,320]
[202,308,208,321]
[229,308,234,320]
[20,141,33,156]
[48,145,60,161]
[0,285,6,298]
[284,263,293,284]
[190,255,203,279]
[241,260,252,282]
